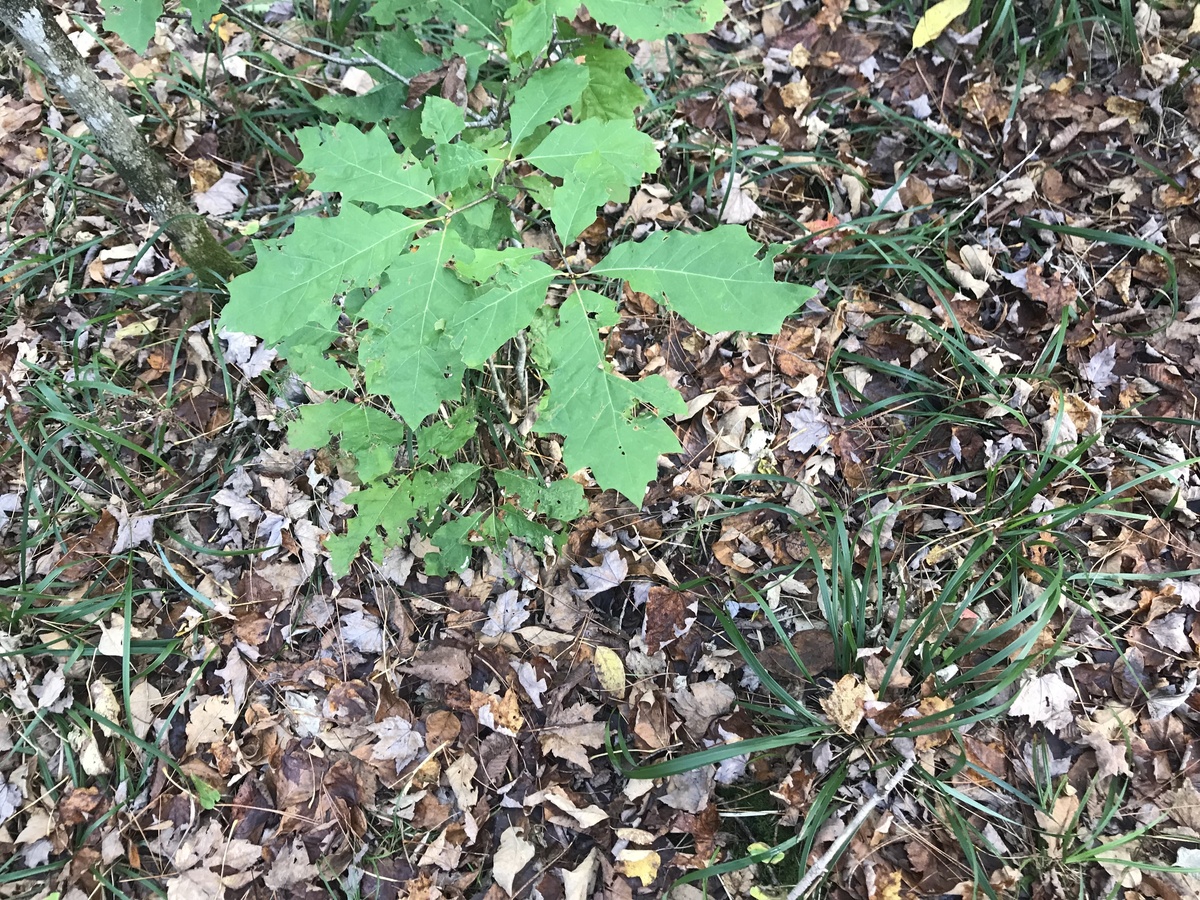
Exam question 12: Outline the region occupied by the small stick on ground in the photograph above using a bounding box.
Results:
[787,755,917,900]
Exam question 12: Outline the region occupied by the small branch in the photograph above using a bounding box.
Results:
[786,755,916,900]
[512,331,529,412]
[220,7,410,84]
[487,357,512,418]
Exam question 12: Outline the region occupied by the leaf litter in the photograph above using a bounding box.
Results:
[2,0,1200,898]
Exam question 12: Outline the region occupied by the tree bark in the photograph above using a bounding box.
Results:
[1,0,246,286]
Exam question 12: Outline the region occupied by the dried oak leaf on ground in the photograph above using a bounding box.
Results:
[538,702,606,774]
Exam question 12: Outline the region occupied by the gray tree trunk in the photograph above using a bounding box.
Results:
[2,0,245,285]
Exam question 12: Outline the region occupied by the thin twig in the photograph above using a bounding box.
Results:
[487,357,512,417]
[786,755,916,900]
[513,331,529,411]
[220,7,410,84]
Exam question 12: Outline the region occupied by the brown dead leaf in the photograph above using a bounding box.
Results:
[1022,265,1077,325]
[59,510,118,580]
[473,689,524,736]
[761,629,838,682]
[539,702,605,773]
[1034,788,1079,859]
[913,696,954,752]
[642,587,698,655]
[57,786,105,828]
[401,645,472,684]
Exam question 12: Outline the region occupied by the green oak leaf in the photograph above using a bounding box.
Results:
[357,230,472,425]
[450,260,555,367]
[365,0,413,24]
[316,83,409,124]
[557,0,723,40]
[298,124,439,209]
[421,97,466,143]
[547,152,616,242]
[577,39,646,120]
[327,463,480,575]
[509,61,589,148]
[288,400,407,482]
[366,27,440,80]
[494,470,586,521]
[592,226,816,334]
[222,204,423,344]
[178,0,220,33]
[535,291,684,505]
[524,120,658,242]
[426,141,495,194]
[284,343,355,391]
[101,0,161,50]
[452,246,542,283]
[524,118,657,183]
[418,403,478,461]
[424,511,487,575]
[504,0,555,59]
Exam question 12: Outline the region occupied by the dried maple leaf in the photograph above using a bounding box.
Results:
[263,838,319,891]
[571,549,628,599]
[1010,672,1076,734]
[368,716,425,770]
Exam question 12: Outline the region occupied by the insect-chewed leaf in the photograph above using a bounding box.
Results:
[535,291,684,505]
[101,0,162,50]
[494,470,587,521]
[593,226,816,334]
[558,0,724,40]
[298,124,439,209]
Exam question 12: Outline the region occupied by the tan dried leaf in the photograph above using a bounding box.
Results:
[821,674,872,734]
[1010,672,1076,735]
[539,702,606,774]
[494,826,536,896]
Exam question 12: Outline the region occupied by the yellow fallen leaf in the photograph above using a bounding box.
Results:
[616,848,660,886]
[114,317,159,340]
[820,673,872,734]
[593,646,626,699]
[912,0,970,48]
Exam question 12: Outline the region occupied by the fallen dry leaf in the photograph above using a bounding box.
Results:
[821,674,873,734]
[493,825,536,896]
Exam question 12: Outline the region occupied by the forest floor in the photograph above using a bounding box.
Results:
[3,1,1200,898]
